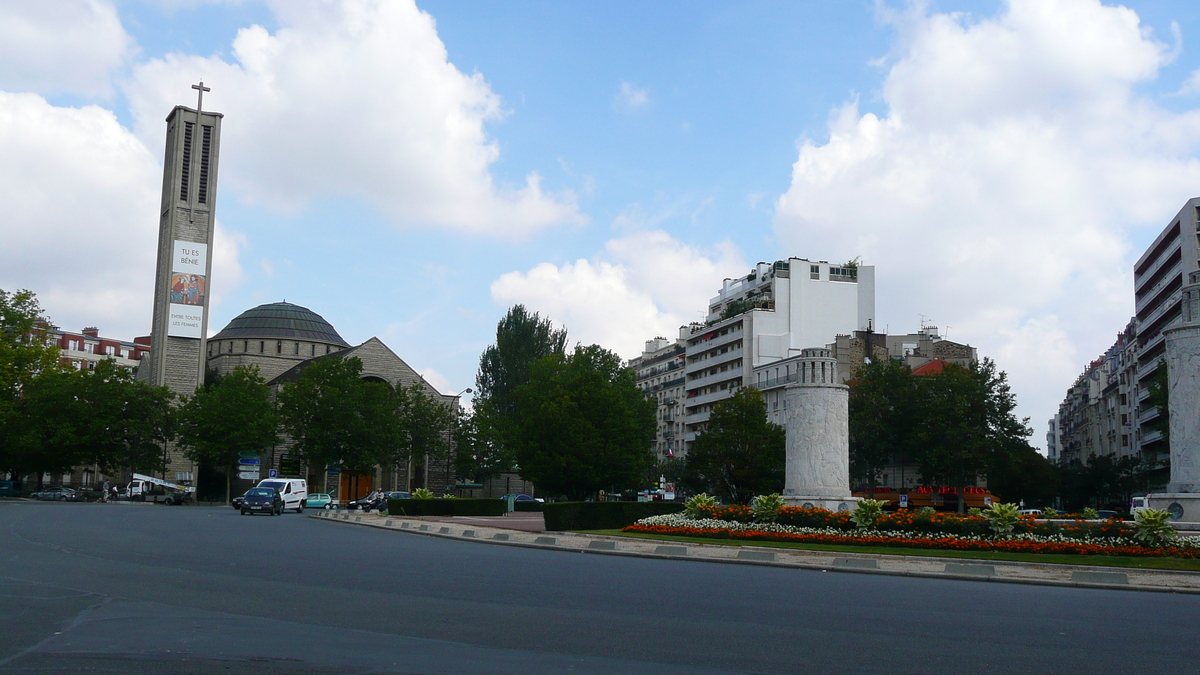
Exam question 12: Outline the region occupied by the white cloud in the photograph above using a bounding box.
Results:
[0,92,246,341]
[490,231,745,358]
[0,0,133,97]
[616,81,650,110]
[774,0,1200,447]
[124,0,584,238]
[418,367,454,396]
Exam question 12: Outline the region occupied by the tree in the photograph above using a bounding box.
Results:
[453,411,507,484]
[915,359,1032,512]
[393,382,454,486]
[987,442,1059,506]
[684,387,785,504]
[509,344,655,500]
[177,365,277,502]
[473,305,568,470]
[277,356,401,480]
[0,289,63,484]
[8,360,175,485]
[848,359,919,497]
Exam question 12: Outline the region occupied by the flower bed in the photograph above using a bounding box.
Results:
[624,513,1200,559]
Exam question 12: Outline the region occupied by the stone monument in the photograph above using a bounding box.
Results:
[1151,270,1200,521]
[781,348,856,511]
[140,82,223,482]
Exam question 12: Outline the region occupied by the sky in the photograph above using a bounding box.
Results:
[4,0,1200,450]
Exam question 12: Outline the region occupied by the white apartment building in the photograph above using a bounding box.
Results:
[1133,198,1200,460]
[628,337,687,461]
[680,258,875,448]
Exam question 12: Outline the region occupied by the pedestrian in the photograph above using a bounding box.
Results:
[102,480,110,503]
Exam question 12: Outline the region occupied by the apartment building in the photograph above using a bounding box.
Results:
[628,337,686,460]
[680,258,875,448]
[44,324,149,372]
[1054,322,1139,468]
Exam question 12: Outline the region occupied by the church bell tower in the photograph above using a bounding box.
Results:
[143,83,223,480]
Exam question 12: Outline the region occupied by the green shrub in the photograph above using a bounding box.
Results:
[685,493,718,519]
[1043,507,1058,519]
[850,499,887,529]
[412,488,434,500]
[1132,508,1176,546]
[387,498,506,516]
[1082,507,1098,520]
[514,500,543,512]
[984,502,1021,535]
[750,493,786,523]
[544,501,685,531]
[967,507,983,517]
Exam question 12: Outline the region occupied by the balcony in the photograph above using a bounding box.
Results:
[684,388,738,410]
[687,368,745,392]
[687,326,745,353]
[686,346,744,374]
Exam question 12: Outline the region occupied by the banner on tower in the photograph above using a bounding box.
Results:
[167,240,207,338]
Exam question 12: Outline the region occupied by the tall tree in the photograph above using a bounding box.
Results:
[915,359,1031,512]
[277,356,401,480]
[9,361,175,484]
[510,344,655,500]
[453,411,508,484]
[474,305,568,469]
[177,365,277,502]
[393,382,454,486]
[0,289,63,484]
[848,359,919,497]
[684,387,785,504]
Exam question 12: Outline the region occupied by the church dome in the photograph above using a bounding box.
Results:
[211,302,349,346]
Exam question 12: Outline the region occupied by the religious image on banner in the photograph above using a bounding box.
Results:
[169,273,207,306]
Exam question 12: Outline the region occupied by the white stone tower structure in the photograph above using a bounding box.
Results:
[141,83,222,481]
[1165,271,1200,493]
[781,348,855,511]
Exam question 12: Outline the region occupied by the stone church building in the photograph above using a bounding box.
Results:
[204,301,461,501]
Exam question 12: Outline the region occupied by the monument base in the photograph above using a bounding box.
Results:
[1147,493,1200,524]
[783,495,859,512]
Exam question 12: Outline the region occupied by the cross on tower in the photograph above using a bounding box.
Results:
[191,81,211,112]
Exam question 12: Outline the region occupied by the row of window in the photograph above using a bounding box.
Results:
[208,340,337,358]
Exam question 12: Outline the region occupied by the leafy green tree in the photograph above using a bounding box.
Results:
[684,387,785,504]
[0,289,63,484]
[510,344,655,500]
[392,382,454,485]
[986,442,1059,506]
[177,366,277,502]
[277,356,401,479]
[453,411,508,484]
[9,361,175,485]
[848,359,919,497]
[915,359,1032,512]
[473,305,568,470]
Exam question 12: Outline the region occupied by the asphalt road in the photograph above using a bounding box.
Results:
[2,502,1198,675]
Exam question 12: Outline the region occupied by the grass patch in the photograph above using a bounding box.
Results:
[576,529,1200,572]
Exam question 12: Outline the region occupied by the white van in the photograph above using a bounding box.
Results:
[256,478,307,513]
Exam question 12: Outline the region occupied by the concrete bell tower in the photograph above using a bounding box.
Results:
[141,82,223,480]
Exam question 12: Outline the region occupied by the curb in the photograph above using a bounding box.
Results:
[307,511,1200,595]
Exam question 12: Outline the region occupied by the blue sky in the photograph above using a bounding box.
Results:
[5,0,1200,449]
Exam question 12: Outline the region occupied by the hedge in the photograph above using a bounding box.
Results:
[514,501,543,512]
[543,501,685,531]
[387,498,507,517]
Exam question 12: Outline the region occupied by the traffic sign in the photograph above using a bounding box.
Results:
[269,469,278,478]
[238,458,261,466]
[236,471,260,481]
[899,494,908,508]
[238,451,259,458]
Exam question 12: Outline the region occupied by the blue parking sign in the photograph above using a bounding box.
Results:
[269,469,278,478]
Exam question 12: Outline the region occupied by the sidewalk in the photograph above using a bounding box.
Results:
[310,509,1200,594]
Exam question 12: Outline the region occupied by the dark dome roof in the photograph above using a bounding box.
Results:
[211,302,349,345]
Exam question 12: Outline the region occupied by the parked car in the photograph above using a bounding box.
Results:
[240,487,283,516]
[383,491,410,500]
[1018,508,1043,516]
[32,487,79,501]
[347,491,384,511]
[1095,509,1120,520]
[232,490,249,510]
[305,493,334,509]
[502,493,544,503]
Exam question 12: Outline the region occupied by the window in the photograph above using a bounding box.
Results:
[294,342,299,355]
[260,341,264,353]
[105,345,115,356]
[179,122,193,201]
[197,126,212,203]
[810,265,820,280]
[243,340,247,352]
[276,341,282,354]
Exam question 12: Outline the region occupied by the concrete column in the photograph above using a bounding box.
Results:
[782,348,855,511]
